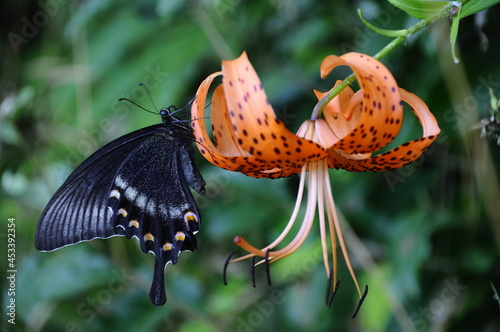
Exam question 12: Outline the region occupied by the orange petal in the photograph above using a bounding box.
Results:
[191,66,307,178]
[314,119,372,162]
[220,51,327,167]
[325,89,440,172]
[211,85,250,156]
[192,71,224,165]
[400,89,440,137]
[313,81,363,147]
[320,53,403,154]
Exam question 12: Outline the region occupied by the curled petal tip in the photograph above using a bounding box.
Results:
[320,55,341,79]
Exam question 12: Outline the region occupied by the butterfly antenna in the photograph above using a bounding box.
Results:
[118,98,157,115]
[139,83,160,112]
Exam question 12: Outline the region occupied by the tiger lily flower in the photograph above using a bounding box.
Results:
[191,51,440,311]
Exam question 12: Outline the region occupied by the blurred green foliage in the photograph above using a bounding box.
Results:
[1,0,499,331]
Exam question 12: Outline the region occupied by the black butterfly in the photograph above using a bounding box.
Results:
[35,105,206,305]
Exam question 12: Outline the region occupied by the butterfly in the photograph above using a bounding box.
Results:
[35,105,206,305]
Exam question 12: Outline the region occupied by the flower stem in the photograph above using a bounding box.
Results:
[311,0,468,119]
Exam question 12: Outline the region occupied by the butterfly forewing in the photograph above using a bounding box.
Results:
[36,125,164,250]
[36,111,206,306]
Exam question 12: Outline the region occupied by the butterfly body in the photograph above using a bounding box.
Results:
[36,107,206,305]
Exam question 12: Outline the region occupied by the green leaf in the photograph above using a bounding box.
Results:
[460,0,500,19]
[388,0,453,19]
[358,9,409,37]
[450,2,461,63]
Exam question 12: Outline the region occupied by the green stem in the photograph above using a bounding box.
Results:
[311,0,467,119]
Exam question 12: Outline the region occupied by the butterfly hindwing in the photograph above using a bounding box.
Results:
[35,109,206,306]
[107,133,204,305]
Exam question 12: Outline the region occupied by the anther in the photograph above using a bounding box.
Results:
[265,249,272,286]
[326,268,341,308]
[351,284,369,318]
[222,251,236,286]
[251,256,256,288]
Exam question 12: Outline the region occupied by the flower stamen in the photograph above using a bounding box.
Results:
[323,163,363,297]
[231,162,319,266]
[229,165,308,264]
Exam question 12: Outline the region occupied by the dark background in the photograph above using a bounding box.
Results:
[1,1,499,331]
